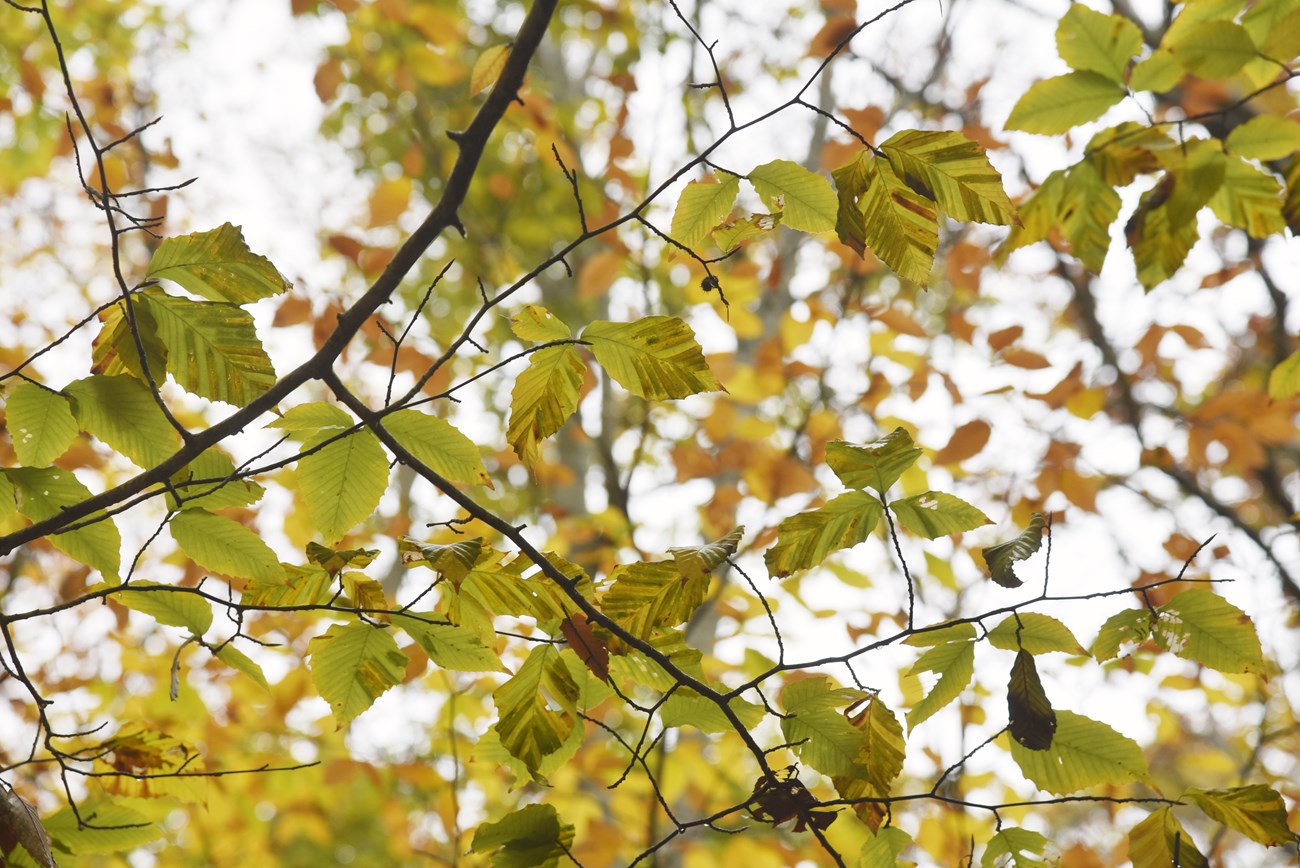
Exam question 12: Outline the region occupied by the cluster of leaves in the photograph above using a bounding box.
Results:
[2,0,1299,865]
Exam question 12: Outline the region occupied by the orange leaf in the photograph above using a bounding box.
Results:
[560,616,609,682]
[988,325,1023,351]
[933,420,991,465]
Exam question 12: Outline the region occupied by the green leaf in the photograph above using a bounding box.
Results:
[989,613,1086,655]
[860,826,915,868]
[1060,161,1121,273]
[1269,344,1300,399]
[1260,7,1300,62]
[1208,155,1285,238]
[998,169,1067,258]
[298,428,389,544]
[1129,47,1183,93]
[167,448,264,511]
[383,409,492,487]
[1007,649,1057,751]
[1183,785,1293,846]
[510,305,571,341]
[398,536,483,584]
[146,223,290,304]
[982,513,1046,589]
[90,298,167,381]
[1154,588,1264,673]
[169,508,283,582]
[780,704,866,777]
[660,689,765,734]
[492,645,579,777]
[668,526,743,582]
[1056,3,1142,82]
[858,157,939,285]
[241,563,334,607]
[0,473,16,523]
[889,491,991,539]
[600,561,710,640]
[506,344,585,467]
[832,151,873,256]
[1008,710,1148,794]
[212,642,271,692]
[1225,115,1300,160]
[5,382,78,466]
[112,582,213,636]
[670,173,741,249]
[582,317,722,400]
[1092,608,1156,662]
[879,129,1014,225]
[43,799,163,855]
[7,467,120,579]
[1086,123,1168,186]
[905,638,975,729]
[747,159,837,234]
[832,695,906,832]
[1159,139,1227,227]
[1127,181,1201,291]
[711,212,780,252]
[763,491,883,579]
[1128,807,1209,868]
[307,622,407,727]
[63,374,180,469]
[266,401,353,434]
[1170,20,1257,79]
[826,428,923,493]
[905,621,977,646]
[137,290,275,407]
[305,541,379,574]
[470,804,575,868]
[1005,71,1125,135]
[392,612,505,672]
[981,827,1057,868]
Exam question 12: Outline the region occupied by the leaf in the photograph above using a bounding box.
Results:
[1056,3,1142,82]
[832,695,907,832]
[146,223,290,304]
[989,613,1086,655]
[858,157,939,285]
[1059,161,1121,273]
[0,474,15,524]
[879,129,1015,225]
[112,582,213,636]
[507,344,585,467]
[981,827,1057,868]
[212,643,271,692]
[997,169,1067,258]
[492,645,579,778]
[170,508,283,582]
[298,428,389,544]
[399,536,483,584]
[1128,807,1209,868]
[510,305,571,342]
[470,804,574,868]
[711,212,781,252]
[1225,115,1300,160]
[1129,47,1183,92]
[241,563,334,607]
[6,467,120,579]
[1127,181,1201,291]
[1004,71,1125,135]
[1269,344,1300,399]
[889,491,991,539]
[780,704,866,777]
[982,513,1046,588]
[668,526,743,582]
[1008,710,1148,794]
[469,42,511,95]
[905,638,975,729]
[763,491,883,579]
[582,317,722,400]
[1007,650,1057,751]
[747,159,837,233]
[832,151,872,256]
[932,419,991,466]
[90,298,167,380]
[307,622,407,727]
[826,428,923,493]
[1092,608,1156,662]
[306,541,379,574]
[600,561,710,640]
[63,374,180,469]
[266,401,353,433]
[558,615,609,682]
[43,799,163,855]
[660,689,765,734]
[861,826,915,868]
[1170,20,1257,79]
[1154,588,1264,673]
[1207,155,1285,238]
[1260,7,1300,62]
[392,612,504,672]
[670,173,741,250]
[383,409,492,487]
[0,783,53,868]
[1183,785,1293,846]
[137,290,275,407]
[167,448,264,511]
[5,382,77,467]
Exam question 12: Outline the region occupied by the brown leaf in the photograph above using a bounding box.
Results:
[933,420,991,465]
[560,615,610,682]
[1008,649,1056,750]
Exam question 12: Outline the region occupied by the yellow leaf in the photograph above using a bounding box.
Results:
[470,43,512,96]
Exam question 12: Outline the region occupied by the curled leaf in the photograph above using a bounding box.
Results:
[982,513,1046,588]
